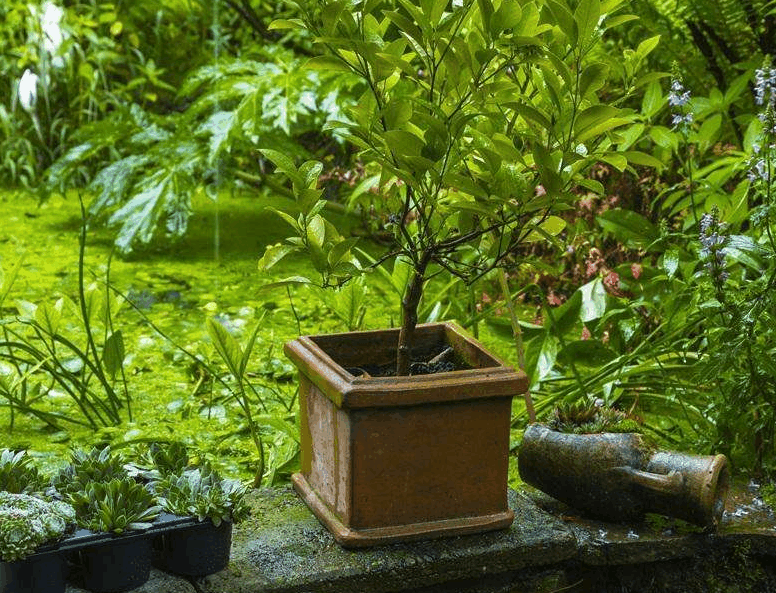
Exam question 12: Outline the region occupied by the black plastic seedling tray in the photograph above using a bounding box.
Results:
[1,513,231,593]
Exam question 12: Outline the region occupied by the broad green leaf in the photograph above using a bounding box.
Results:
[597,209,660,248]
[259,243,298,272]
[266,207,300,232]
[550,290,582,334]
[259,149,303,186]
[102,331,125,380]
[268,19,305,30]
[622,151,664,169]
[579,278,607,322]
[574,0,600,46]
[557,340,617,367]
[383,130,424,157]
[535,333,560,382]
[663,248,679,277]
[259,276,314,291]
[641,82,664,118]
[207,318,243,379]
[307,215,326,248]
[579,62,608,97]
[546,0,577,46]
[35,300,63,335]
[636,35,660,60]
[523,216,567,242]
[573,105,620,135]
[649,126,678,151]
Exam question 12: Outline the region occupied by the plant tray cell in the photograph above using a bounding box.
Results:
[1,512,213,593]
[0,549,67,593]
[153,519,233,577]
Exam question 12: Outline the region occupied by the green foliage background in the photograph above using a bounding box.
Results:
[2,0,776,480]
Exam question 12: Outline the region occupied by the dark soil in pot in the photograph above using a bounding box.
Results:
[345,345,469,377]
[152,520,232,577]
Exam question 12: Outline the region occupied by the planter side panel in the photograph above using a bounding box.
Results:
[300,375,352,524]
[349,397,512,530]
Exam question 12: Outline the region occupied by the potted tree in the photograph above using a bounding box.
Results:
[0,492,76,593]
[259,0,650,546]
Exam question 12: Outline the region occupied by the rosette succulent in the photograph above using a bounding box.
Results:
[0,449,45,494]
[52,446,128,496]
[68,477,161,535]
[153,465,249,526]
[0,492,76,561]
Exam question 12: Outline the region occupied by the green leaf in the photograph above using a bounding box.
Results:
[207,318,243,379]
[579,278,607,322]
[550,290,582,334]
[523,216,567,242]
[635,35,660,60]
[574,0,600,45]
[259,149,303,186]
[641,82,664,118]
[546,0,577,46]
[307,215,326,248]
[259,277,314,291]
[596,209,660,248]
[35,300,63,335]
[649,126,678,151]
[240,317,265,377]
[268,19,305,30]
[103,331,125,380]
[258,243,299,272]
[557,340,617,367]
[621,151,664,169]
[574,105,620,135]
[663,248,679,278]
[535,333,560,382]
[579,62,608,97]
[383,130,424,157]
[266,207,301,232]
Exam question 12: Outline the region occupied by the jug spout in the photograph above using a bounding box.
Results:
[642,451,730,528]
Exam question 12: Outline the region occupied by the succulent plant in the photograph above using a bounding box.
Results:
[0,449,45,494]
[153,465,249,526]
[52,446,128,496]
[148,441,189,476]
[0,492,76,561]
[68,477,161,535]
[549,402,642,435]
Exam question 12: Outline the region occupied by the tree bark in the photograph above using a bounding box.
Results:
[396,252,432,376]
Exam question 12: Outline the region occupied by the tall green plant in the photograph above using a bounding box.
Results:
[0,211,129,429]
[260,0,657,374]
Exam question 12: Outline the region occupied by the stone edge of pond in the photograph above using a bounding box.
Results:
[196,484,776,593]
[65,483,776,593]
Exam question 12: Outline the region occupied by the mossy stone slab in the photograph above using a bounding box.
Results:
[201,487,576,593]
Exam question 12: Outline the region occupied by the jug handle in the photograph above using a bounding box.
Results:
[610,466,685,495]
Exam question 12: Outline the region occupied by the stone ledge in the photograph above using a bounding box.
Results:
[67,483,776,593]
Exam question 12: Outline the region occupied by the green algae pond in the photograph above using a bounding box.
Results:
[0,189,526,484]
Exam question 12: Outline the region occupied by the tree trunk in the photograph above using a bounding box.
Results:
[396,253,431,376]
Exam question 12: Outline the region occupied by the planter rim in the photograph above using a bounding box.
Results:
[285,321,528,409]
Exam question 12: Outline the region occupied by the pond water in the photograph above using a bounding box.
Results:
[0,189,524,483]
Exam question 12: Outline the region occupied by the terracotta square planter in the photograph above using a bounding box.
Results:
[285,321,528,547]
